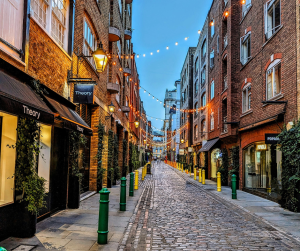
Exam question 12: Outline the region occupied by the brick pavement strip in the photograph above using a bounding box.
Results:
[120,161,300,251]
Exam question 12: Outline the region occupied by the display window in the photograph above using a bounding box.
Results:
[211,148,222,178]
[0,112,18,206]
[199,152,205,168]
[243,142,282,190]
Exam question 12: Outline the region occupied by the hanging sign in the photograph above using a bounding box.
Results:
[188,147,193,152]
[73,84,94,104]
[179,149,185,155]
[256,144,267,151]
[265,134,280,144]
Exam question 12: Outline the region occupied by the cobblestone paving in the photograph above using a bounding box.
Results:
[119,162,300,251]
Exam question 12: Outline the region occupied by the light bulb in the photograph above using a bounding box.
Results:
[198,30,201,34]
[166,46,169,50]
[175,42,178,46]
[150,52,153,55]
[143,54,145,57]
[185,37,188,40]
[157,50,160,53]
[137,54,139,58]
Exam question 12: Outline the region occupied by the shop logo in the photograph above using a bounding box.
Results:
[74,91,93,96]
[23,105,40,119]
[77,125,84,133]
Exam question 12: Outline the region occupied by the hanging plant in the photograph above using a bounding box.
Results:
[114,134,121,181]
[15,117,46,214]
[278,121,300,211]
[96,121,106,191]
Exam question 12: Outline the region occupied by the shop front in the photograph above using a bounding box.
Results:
[210,148,222,180]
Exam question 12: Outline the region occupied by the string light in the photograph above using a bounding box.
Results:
[157,50,160,53]
[166,46,169,50]
[198,30,201,34]
[150,52,153,55]
[185,37,188,40]
[175,42,178,46]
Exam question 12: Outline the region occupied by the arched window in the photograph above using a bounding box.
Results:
[201,119,206,134]
[211,112,214,130]
[195,80,199,96]
[201,93,206,107]
[202,39,207,57]
[194,125,198,139]
[211,20,215,37]
[210,81,215,100]
[116,76,120,103]
[201,67,206,85]
[195,57,199,75]
[242,83,251,112]
[194,102,199,116]
[266,59,281,100]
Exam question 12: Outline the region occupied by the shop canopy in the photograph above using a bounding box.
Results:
[198,138,219,152]
[44,96,93,136]
[0,70,54,124]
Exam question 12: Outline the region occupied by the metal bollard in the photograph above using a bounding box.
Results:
[134,170,139,190]
[217,172,221,192]
[98,188,110,244]
[142,166,145,181]
[129,172,134,196]
[202,169,205,185]
[199,168,202,182]
[120,177,127,211]
[194,170,197,180]
[232,174,237,199]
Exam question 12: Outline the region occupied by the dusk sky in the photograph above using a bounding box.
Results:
[132,0,212,130]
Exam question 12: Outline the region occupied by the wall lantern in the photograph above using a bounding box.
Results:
[181,138,185,144]
[92,42,108,73]
[134,119,140,128]
[108,102,116,113]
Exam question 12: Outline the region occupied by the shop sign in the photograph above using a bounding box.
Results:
[188,147,193,152]
[256,144,267,151]
[73,84,94,104]
[179,149,185,155]
[265,134,280,144]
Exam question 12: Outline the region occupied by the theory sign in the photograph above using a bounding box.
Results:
[73,84,94,104]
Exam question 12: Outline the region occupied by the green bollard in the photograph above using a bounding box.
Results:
[232,174,237,199]
[129,172,134,197]
[120,177,127,211]
[97,188,110,244]
[0,248,7,251]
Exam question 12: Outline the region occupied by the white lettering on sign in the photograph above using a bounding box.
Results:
[256,144,267,150]
[267,137,279,141]
[23,105,40,119]
[77,125,84,133]
[75,91,93,96]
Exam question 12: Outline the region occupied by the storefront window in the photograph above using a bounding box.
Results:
[0,112,18,206]
[38,124,52,192]
[244,142,282,190]
[200,152,205,168]
[211,148,222,178]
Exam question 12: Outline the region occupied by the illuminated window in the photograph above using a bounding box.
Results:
[266,60,281,100]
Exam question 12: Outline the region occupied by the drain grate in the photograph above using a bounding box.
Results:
[12,245,36,251]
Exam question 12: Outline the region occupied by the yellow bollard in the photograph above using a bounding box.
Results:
[217,172,221,192]
[134,170,139,190]
[202,169,205,185]
[194,169,197,180]
[199,168,202,182]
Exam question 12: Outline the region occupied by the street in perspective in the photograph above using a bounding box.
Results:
[1,0,300,250]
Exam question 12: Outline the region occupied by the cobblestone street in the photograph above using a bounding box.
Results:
[120,162,300,251]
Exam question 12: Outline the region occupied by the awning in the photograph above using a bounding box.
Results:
[44,96,92,136]
[198,138,219,152]
[0,70,54,124]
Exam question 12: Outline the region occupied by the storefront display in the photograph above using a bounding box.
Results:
[211,148,222,178]
[243,142,282,190]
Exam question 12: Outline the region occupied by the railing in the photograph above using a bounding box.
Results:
[223,75,228,91]
[224,33,228,49]
[223,116,228,133]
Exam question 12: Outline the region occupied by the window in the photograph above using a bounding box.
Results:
[210,81,215,100]
[240,33,251,65]
[195,57,199,75]
[211,20,215,37]
[201,120,206,134]
[201,67,206,85]
[242,84,251,112]
[194,125,198,139]
[195,80,198,96]
[0,112,18,206]
[266,60,281,100]
[210,50,214,68]
[38,124,52,192]
[242,0,252,17]
[265,0,281,40]
[201,93,206,107]
[30,0,69,50]
[117,40,121,59]
[194,102,199,116]
[202,39,207,57]
[83,19,97,67]
[116,76,120,103]
[211,113,214,130]
[118,0,122,15]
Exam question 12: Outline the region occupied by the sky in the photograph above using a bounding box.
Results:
[132,0,212,130]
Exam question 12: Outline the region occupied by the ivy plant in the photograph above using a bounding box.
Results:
[96,121,106,191]
[122,139,128,177]
[218,148,228,185]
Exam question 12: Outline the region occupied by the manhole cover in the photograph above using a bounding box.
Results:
[12,245,36,251]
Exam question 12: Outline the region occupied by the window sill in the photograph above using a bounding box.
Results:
[239,5,252,25]
[240,56,253,71]
[240,109,253,118]
[262,25,284,48]
[30,16,72,61]
[221,87,228,95]
[0,46,26,67]
[263,94,284,107]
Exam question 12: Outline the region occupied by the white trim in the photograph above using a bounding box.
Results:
[267,58,281,71]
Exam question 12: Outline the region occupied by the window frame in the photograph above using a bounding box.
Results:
[240,32,251,65]
[210,50,215,68]
[242,83,251,113]
[264,0,281,40]
[266,60,281,100]
[201,67,206,85]
[210,112,214,130]
[210,81,215,100]
[201,39,207,57]
[195,79,199,97]
[242,0,252,17]
[211,20,215,37]
[202,93,206,107]
[194,102,199,117]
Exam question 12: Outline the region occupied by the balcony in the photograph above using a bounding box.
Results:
[107,82,120,94]
[109,27,121,42]
[123,67,131,76]
[125,0,132,3]
[223,75,228,91]
[122,106,130,113]
[223,116,228,133]
[124,29,132,40]
[224,33,228,48]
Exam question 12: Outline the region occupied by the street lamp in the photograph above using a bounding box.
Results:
[92,42,108,73]
[106,101,115,120]
[134,119,140,128]
[181,138,185,144]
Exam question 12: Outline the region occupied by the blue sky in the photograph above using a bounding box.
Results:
[132,0,212,130]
